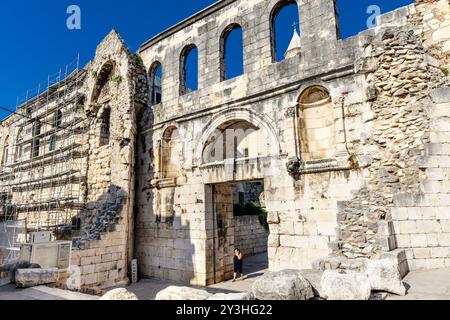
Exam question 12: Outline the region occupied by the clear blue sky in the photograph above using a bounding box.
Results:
[0,0,414,120]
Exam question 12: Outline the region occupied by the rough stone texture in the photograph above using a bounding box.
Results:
[207,292,255,301]
[1,0,450,290]
[321,270,372,300]
[8,261,41,283]
[99,288,139,300]
[155,286,213,301]
[299,269,325,298]
[15,268,58,288]
[365,259,407,296]
[252,270,314,300]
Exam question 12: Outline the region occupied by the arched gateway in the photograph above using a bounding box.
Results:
[197,109,281,284]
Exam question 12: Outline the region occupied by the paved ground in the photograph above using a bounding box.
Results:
[1,256,450,300]
[0,284,97,300]
[127,253,269,300]
[387,268,450,300]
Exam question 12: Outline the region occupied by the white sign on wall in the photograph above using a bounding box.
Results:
[131,259,138,284]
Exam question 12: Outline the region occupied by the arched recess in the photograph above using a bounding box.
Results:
[160,126,182,179]
[220,23,244,81]
[179,44,198,95]
[298,86,336,161]
[91,61,116,106]
[149,61,162,105]
[196,109,281,166]
[270,0,300,62]
[91,61,115,147]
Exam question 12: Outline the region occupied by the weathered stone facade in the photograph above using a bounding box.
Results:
[1,0,450,291]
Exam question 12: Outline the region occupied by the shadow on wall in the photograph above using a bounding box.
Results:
[79,184,128,242]
[134,105,197,284]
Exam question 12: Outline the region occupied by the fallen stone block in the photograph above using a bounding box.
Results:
[365,259,406,296]
[100,288,139,300]
[9,261,41,283]
[155,286,213,301]
[15,268,58,288]
[321,270,371,300]
[252,270,314,300]
[299,269,324,298]
[207,292,254,301]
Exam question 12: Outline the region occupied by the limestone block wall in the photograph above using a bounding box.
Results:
[417,0,450,69]
[393,88,450,270]
[135,0,381,284]
[234,215,269,256]
[55,30,148,292]
[65,230,128,293]
[383,1,450,271]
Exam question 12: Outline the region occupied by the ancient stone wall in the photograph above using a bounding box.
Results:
[234,215,269,256]
[135,0,366,284]
[66,30,148,292]
[1,0,449,291]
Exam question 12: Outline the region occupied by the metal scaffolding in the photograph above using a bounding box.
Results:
[0,56,87,240]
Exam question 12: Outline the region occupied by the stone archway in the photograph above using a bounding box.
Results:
[198,110,278,284]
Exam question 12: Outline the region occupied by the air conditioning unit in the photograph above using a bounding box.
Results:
[20,241,72,269]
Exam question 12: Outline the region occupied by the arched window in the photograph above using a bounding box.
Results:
[91,61,115,105]
[1,136,9,166]
[99,107,111,147]
[202,120,271,164]
[298,86,336,161]
[271,0,300,62]
[180,45,198,95]
[161,127,182,178]
[149,61,163,105]
[220,24,244,81]
[31,121,41,158]
[91,61,115,148]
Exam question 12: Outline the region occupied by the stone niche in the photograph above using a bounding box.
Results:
[298,86,337,161]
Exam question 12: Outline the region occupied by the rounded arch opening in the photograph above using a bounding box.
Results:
[149,61,163,105]
[180,44,198,95]
[270,0,300,62]
[220,23,244,81]
[91,61,116,105]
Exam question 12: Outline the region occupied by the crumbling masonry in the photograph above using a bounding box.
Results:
[1,0,450,292]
